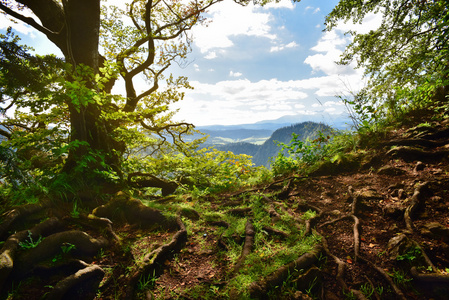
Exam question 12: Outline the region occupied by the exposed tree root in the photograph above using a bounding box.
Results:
[382,138,448,148]
[321,237,369,300]
[248,244,322,299]
[357,256,407,300]
[297,203,322,236]
[404,181,430,232]
[262,225,289,239]
[232,219,255,275]
[387,146,449,162]
[124,216,187,299]
[92,195,178,230]
[226,207,252,217]
[43,264,105,300]
[13,230,108,277]
[0,217,61,289]
[410,267,449,283]
[0,203,45,240]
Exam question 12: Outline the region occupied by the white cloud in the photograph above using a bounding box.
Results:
[204,51,217,59]
[192,1,277,55]
[0,17,35,36]
[263,0,295,10]
[172,75,358,125]
[229,71,243,77]
[270,41,298,52]
[335,12,383,34]
[304,6,321,14]
[304,31,356,76]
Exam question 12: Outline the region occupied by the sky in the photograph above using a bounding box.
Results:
[0,0,382,127]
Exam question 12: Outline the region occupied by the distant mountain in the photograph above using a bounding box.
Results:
[216,121,334,167]
[197,112,351,132]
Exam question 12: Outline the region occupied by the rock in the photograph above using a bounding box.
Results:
[378,165,406,176]
[383,203,405,219]
[353,188,383,202]
[179,208,200,220]
[422,222,449,243]
[387,234,413,260]
[414,161,425,172]
[292,290,314,300]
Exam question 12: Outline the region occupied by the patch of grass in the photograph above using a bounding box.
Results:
[137,270,157,291]
[228,228,321,296]
[301,209,317,221]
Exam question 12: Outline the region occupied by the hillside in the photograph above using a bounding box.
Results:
[1,109,449,299]
[216,121,333,166]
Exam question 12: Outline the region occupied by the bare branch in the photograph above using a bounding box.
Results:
[0,3,63,38]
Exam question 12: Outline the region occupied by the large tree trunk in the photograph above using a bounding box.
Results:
[62,0,123,187]
[18,0,123,189]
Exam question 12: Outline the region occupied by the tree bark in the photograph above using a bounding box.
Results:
[16,0,122,181]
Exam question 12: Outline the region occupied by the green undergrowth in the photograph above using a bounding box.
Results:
[142,193,321,298]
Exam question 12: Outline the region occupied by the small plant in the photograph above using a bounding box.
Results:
[52,243,76,263]
[396,246,421,262]
[305,276,318,296]
[61,242,76,254]
[19,231,43,249]
[360,282,374,298]
[343,289,356,300]
[137,270,157,291]
[70,200,80,218]
[389,269,413,287]
[375,285,384,297]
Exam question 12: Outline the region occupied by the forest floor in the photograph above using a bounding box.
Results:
[1,110,449,299]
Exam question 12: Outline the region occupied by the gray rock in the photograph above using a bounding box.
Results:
[387,234,413,259]
[378,165,406,176]
[422,222,449,242]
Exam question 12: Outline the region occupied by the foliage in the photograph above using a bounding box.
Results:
[271,130,334,176]
[327,0,449,125]
[396,246,422,263]
[127,145,265,195]
[0,0,282,202]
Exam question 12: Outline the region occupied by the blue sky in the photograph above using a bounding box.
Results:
[0,0,381,126]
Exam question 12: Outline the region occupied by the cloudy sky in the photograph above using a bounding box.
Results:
[0,0,381,126]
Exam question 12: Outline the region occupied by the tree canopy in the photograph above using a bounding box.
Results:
[0,0,268,200]
[326,0,448,118]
